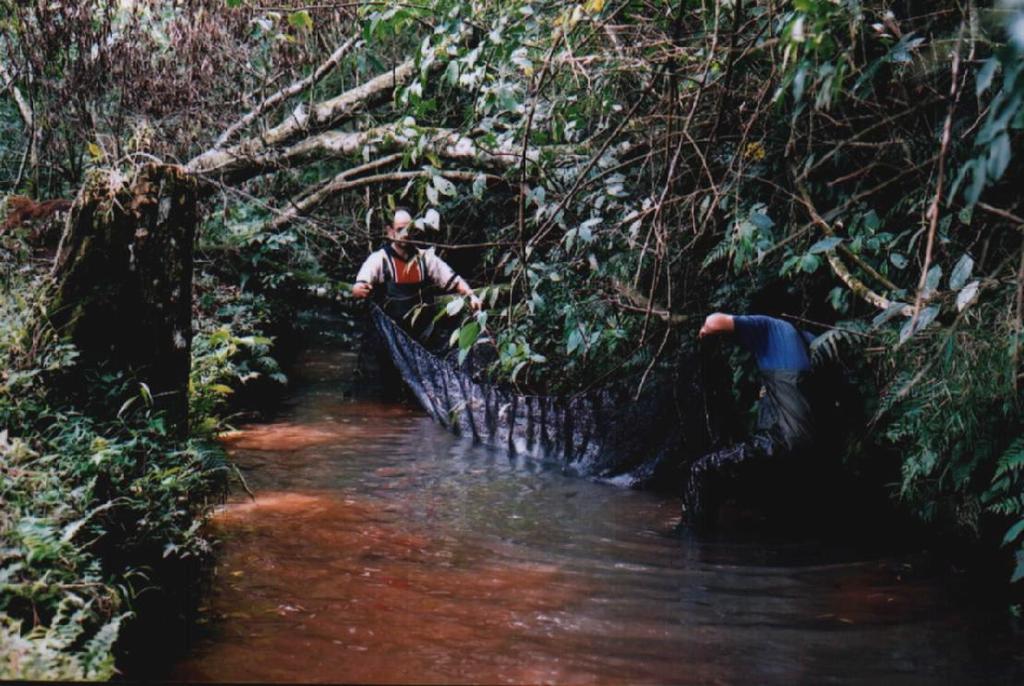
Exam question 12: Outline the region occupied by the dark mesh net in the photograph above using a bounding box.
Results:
[371,305,708,487]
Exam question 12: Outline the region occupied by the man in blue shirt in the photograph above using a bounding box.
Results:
[683,312,817,528]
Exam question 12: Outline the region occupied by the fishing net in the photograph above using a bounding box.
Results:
[370,305,709,487]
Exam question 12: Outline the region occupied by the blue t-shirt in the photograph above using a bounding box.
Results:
[733,315,812,372]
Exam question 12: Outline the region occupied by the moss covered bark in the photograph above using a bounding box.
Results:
[49,164,196,432]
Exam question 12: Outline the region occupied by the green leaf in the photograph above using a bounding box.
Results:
[749,212,774,230]
[1012,551,1024,584]
[511,360,529,382]
[567,329,583,355]
[422,208,440,229]
[458,321,480,351]
[117,396,138,418]
[890,253,908,269]
[862,210,882,231]
[828,286,849,313]
[996,438,1024,473]
[444,60,459,86]
[792,64,807,102]
[496,84,520,111]
[809,236,842,254]
[1003,519,1024,547]
[988,132,1012,181]
[976,56,998,96]
[899,305,939,344]
[916,305,939,331]
[923,265,942,295]
[472,174,487,199]
[288,10,313,31]
[432,175,457,197]
[528,185,546,207]
[965,158,987,205]
[948,254,974,291]
[956,280,980,311]
[446,297,465,316]
[799,253,822,273]
[949,160,972,200]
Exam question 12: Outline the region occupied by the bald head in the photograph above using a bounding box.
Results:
[387,208,417,256]
[392,209,412,230]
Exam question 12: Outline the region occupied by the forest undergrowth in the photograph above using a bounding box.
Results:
[0,233,291,677]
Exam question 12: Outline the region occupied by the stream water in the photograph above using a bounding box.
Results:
[159,336,1022,684]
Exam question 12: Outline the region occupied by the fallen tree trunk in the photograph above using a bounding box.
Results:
[50,164,197,433]
[187,57,417,181]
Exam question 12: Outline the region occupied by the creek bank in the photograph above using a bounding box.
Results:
[112,301,359,678]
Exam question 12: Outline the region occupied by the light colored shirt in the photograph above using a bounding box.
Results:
[355,245,467,292]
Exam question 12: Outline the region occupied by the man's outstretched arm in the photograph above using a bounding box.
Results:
[352,251,385,298]
[699,312,735,338]
[423,249,482,310]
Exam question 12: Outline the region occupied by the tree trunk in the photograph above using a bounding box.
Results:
[49,164,197,433]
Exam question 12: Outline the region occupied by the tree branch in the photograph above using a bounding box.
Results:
[611,279,688,325]
[910,29,963,333]
[280,125,550,170]
[213,35,361,148]
[0,60,32,131]
[266,168,502,233]
[188,57,419,178]
[796,185,911,315]
[0,59,37,170]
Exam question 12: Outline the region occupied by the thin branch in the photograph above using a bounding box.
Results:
[0,60,33,130]
[214,35,360,148]
[611,279,688,325]
[0,59,37,170]
[265,168,502,233]
[976,202,1024,230]
[796,185,911,315]
[910,28,964,333]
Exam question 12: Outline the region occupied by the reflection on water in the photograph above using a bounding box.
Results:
[164,345,1023,684]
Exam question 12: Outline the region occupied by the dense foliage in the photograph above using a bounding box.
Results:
[2,0,1024,676]
[0,211,299,680]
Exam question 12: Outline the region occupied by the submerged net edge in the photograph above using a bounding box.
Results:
[371,306,705,487]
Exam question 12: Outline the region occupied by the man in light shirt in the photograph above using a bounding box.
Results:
[352,207,481,329]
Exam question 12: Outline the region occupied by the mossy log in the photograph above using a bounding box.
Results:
[49,164,197,432]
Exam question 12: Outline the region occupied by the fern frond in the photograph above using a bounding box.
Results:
[809,322,868,366]
[700,236,732,270]
[995,437,1024,477]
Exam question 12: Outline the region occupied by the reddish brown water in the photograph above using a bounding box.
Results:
[162,342,1023,684]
